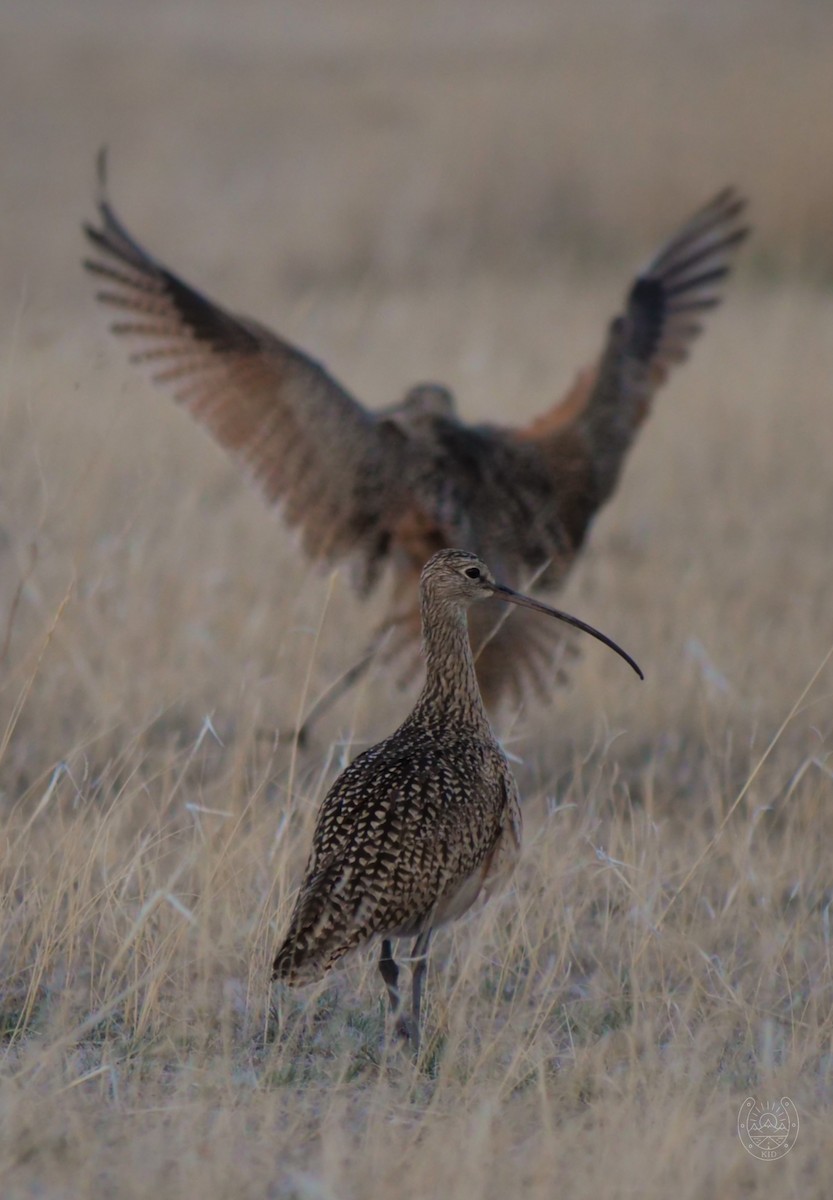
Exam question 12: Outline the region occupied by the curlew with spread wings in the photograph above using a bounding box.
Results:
[83,157,748,724]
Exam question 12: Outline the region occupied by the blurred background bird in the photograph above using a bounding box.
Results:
[84,162,747,724]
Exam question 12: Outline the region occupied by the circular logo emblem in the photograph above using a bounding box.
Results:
[738,1097,799,1160]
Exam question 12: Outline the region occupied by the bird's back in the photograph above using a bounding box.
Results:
[273,720,517,984]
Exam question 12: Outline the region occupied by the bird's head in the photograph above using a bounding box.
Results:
[401,383,456,418]
[420,549,499,604]
[420,548,643,680]
[380,383,457,437]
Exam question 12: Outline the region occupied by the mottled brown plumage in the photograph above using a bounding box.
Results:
[83,156,747,719]
[272,548,642,1051]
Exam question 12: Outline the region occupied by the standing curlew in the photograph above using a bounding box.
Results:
[272,548,642,1052]
[83,155,746,723]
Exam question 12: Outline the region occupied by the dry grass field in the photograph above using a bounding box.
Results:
[2,1,833,1195]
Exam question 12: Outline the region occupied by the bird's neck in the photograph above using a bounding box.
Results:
[414,598,490,730]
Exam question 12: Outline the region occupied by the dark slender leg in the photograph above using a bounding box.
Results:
[290,648,377,746]
[391,929,433,1054]
[409,929,432,1052]
[259,645,375,751]
[288,614,420,746]
[378,938,401,1014]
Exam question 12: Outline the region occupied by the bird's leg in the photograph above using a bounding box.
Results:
[393,929,432,1054]
[291,649,376,746]
[279,623,394,747]
[378,938,401,1015]
[409,928,432,1041]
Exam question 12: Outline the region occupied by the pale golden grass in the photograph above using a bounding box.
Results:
[3,1,833,1196]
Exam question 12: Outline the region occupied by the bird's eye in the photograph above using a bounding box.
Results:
[464,567,482,580]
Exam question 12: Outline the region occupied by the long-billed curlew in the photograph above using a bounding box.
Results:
[272,548,642,1052]
[83,155,746,723]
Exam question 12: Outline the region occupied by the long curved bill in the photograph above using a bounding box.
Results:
[491,582,644,680]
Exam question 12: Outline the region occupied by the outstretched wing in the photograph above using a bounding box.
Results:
[380,189,749,705]
[83,154,406,594]
[515,188,749,545]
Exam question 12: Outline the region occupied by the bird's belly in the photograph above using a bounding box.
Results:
[433,817,523,928]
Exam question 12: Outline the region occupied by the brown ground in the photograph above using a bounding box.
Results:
[2,1,833,1196]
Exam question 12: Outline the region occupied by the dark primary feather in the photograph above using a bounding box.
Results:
[83,166,748,709]
[84,163,410,594]
[506,187,749,588]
